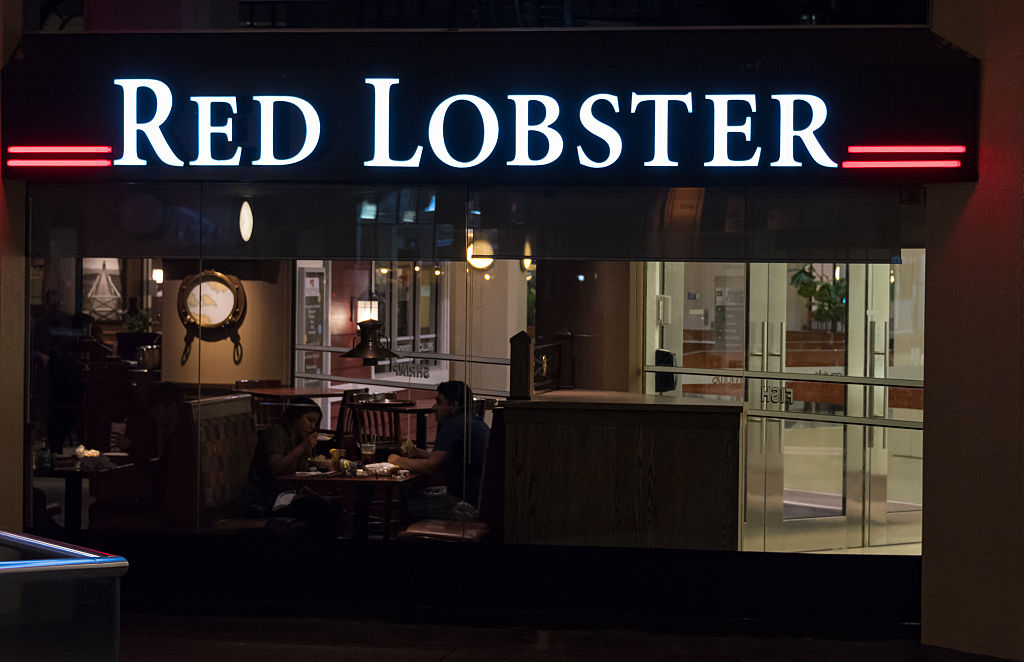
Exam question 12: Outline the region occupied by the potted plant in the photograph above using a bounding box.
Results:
[789,264,847,332]
[115,302,160,359]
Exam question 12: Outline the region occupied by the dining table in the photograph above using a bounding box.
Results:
[277,470,423,540]
[34,456,135,531]
[233,385,354,399]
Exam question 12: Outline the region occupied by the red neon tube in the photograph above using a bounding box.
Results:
[847,145,966,154]
[840,160,961,168]
[7,145,113,154]
[6,159,113,167]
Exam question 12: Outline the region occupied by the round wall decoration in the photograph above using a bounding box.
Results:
[177,270,246,330]
[176,270,247,364]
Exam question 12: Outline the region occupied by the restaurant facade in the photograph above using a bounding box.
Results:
[2,1,1023,658]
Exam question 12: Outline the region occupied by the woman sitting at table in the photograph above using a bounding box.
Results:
[244,398,341,534]
[388,380,489,521]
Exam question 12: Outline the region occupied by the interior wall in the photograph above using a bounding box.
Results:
[924,1,1024,658]
[449,260,527,393]
[161,261,292,387]
[535,260,631,392]
[327,260,373,382]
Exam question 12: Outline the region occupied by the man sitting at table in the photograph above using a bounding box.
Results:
[388,380,489,521]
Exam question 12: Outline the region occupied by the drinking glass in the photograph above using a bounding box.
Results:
[361,438,376,466]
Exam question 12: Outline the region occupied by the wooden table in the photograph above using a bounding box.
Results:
[278,471,423,540]
[34,460,135,531]
[234,385,352,399]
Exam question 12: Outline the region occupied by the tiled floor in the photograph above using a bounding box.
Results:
[119,614,1004,662]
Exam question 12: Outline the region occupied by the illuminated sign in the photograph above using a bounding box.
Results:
[364,80,840,170]
[111,79,321,167]
[1,30,978,184]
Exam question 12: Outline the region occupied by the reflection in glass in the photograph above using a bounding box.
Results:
[785,262,847,378]
[782,421,845,520]
[886,427,923,513]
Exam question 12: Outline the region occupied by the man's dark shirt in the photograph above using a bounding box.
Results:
[433,413,489,506]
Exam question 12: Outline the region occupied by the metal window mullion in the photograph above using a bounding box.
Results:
[642,365,922,389]
[295,344,510,366]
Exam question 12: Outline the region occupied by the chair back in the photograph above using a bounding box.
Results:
[353,402,403,457]
[332,388,369,459]
[234,379,285,427]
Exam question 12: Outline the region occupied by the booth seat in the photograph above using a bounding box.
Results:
[192,394,267,532]
[90,393,266,533]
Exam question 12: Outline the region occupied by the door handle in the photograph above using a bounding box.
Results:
[768,321,784,358]
[749,321,767,370]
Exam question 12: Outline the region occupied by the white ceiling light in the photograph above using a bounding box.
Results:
[239,200,254,242]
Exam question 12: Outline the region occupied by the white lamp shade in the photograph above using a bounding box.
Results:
[239,201,254,242]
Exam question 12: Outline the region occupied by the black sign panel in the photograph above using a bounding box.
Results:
[2,29,978,185]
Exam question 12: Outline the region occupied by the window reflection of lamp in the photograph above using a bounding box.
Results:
[521,238,533,272]
[359,200,377,220]
[151,268,164,284]
[467,240,494,270]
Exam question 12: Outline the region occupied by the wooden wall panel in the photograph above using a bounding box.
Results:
[504,399,741,550]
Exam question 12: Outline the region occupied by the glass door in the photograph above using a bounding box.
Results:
[746,263,863,552]
[646,258,923,552]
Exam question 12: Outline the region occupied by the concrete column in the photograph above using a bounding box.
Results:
[0,0,25,532]
[924,1,1024,658]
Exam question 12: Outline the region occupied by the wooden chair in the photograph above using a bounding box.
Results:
[323,388,370,459]
[353,400,404,460]
[397,408,505,543]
